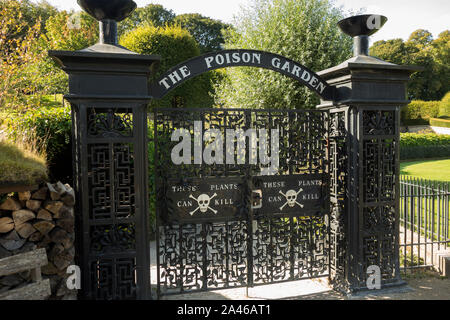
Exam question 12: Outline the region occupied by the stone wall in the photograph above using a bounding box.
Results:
[0,182,77,299]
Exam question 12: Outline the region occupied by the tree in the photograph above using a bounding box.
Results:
[214,0,353,110]
[0,0,45,109]
[118,4,175,37]
[173,13,231,53]
[120,24,215,108]
[408,29,433,49]
[369,39,408,65]
[44,11,98,51]
[0,0,57,43]
[370,29,450,101]
[32,10,99,94]
[431,31,450,98]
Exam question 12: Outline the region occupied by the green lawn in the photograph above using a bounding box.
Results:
[400,158,449,246]
[400,159,450,182]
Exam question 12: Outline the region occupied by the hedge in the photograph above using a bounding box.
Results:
[439,92,450,117]
[401,92,450,125]
[430,118,450,128]
[400,132,450,160]
[401,100,440,124]
[401,118,430,126]
[400,133,450,146]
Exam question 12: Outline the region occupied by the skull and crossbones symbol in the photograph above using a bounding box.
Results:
[189,193,218,215]
[279,188,304,211]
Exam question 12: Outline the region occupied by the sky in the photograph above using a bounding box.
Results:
[39,0,450,43]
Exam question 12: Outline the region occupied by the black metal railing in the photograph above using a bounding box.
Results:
[400,176,450,271]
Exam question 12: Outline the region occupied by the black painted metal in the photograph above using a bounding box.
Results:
[70,102,151,300]
[400,177,450,271]
[318,50,419,294]
[153,108,330,296]
[49,43,160,300]
[99,20,118,45]
[78,0,136,45]
[338,15,387,57]
[77,0,137,21]
[322,104,404,293]
[48,1,420,298]
[149,50,335,101]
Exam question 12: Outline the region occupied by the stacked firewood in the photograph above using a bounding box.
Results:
[0,182,76,298]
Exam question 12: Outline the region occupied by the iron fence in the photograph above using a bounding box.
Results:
[399,176,450,272]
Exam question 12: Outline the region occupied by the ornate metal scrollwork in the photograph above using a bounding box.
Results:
[88,108,133,138]
[362,110,395,135]
[81,106,140,300]
[154,108,330,295]
[360,108,399,287]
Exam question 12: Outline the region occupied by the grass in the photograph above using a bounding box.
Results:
[401,268,446,280]
[0,138,47,188]
[400,158,450,246]
[400,159,450,182]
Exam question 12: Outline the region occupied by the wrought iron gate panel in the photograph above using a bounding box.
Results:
[328,109,350,292]
[359,109,399,286]
[153,108,330,296]
[72,104,150,300]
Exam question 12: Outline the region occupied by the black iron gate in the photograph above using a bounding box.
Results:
[153,108,330,297]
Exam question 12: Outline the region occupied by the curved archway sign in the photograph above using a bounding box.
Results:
[149,49,334,101]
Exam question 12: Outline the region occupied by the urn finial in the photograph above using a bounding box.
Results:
[77,0,137,45]
[338,14,387,56]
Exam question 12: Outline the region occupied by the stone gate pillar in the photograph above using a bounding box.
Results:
[317,15,420,293]
[49,1,160,299]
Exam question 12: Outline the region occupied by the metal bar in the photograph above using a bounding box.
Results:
[202,223,207,291]
[431,180,436,266]
[403,176,407,273]
[417,178,421,267]
[152,108,331,296]
[425,179,428,265]
[444,183,450,245]
[153,107,326,114]
[411,176,415,267]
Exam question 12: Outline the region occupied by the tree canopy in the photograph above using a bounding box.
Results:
[117,5,230,53]
[44,11,98,51]
[118,4,176,37]
[213,0,353,110]
[370,29,450,101]
[173,13,231,53]
[0,0,57,42]
[0,0,48,109]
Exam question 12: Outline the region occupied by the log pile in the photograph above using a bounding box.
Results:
[0,182,76,300]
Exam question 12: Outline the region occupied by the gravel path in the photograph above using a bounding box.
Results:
[150,241,450,300]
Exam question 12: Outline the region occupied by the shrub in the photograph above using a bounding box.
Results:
[430,118,450,128]
[0,106,72,182]
[120,24,215,108]
[400,133,450,147]
[400,132,450,160]
[401,100,440,124]
[439,92,450,117]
